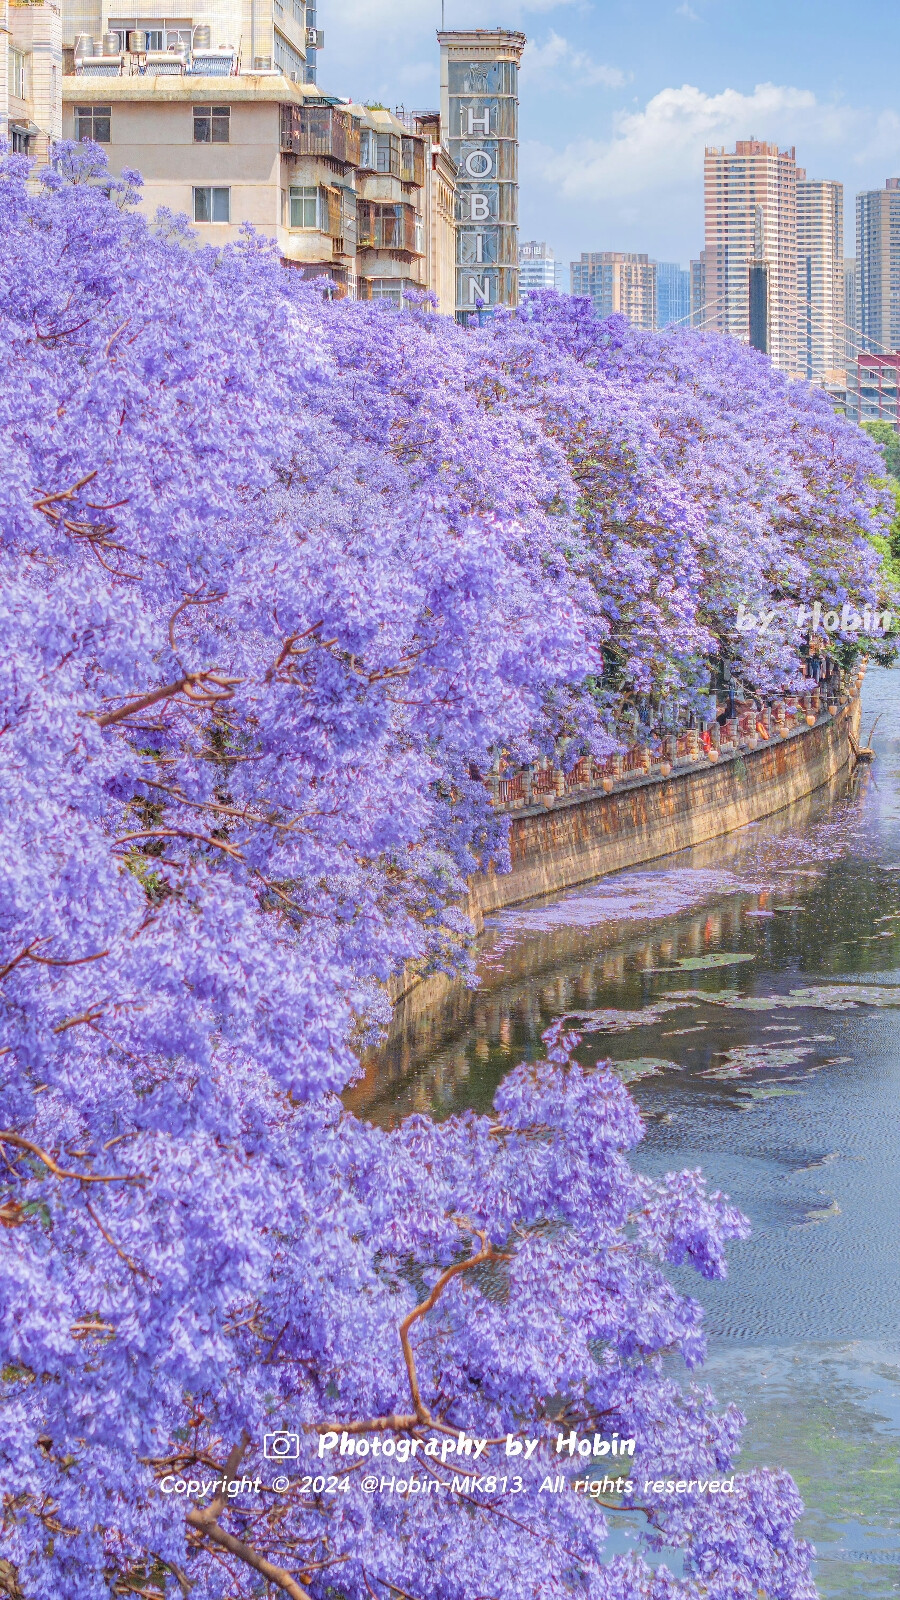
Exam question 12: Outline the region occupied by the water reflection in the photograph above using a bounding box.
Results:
[357,668,900,1598]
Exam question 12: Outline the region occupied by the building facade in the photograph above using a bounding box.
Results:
[689,253,706,328]
[1,0,62,158]
[655,261,690,328]
[571,251,656,330]
[438,28,525,320]
[854,352,900,429]
[518,239,564,293]
[703,139,799,375]
[843,257,859,369]
[796,174,843,387]
[62,73,433,302]
[413,111,457,317]
[63,0,317,84]
[856,180,900,355]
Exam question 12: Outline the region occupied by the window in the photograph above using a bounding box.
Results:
[193,186,230,223]
[10,48,28,99]
[193,105,230,143]
[11,128,31,153]
[75,105,111,143]
[289,185,320,229]
[144,30,163,49]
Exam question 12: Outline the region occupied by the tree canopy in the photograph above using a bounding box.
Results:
[0,144,887,1600]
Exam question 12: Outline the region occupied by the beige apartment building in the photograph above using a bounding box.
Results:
[62,65,456,304]
[413,109,457,316]
[796,174,844,389]
[1,0,62,158]
[570,251,656,330]
[704,139,799,375]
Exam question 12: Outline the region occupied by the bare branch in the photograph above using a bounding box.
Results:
[0,1131,144,1185]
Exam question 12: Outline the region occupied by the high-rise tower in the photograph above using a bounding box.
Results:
[438,28,525,321]
[856,180,900,355]
[704,138,799,375]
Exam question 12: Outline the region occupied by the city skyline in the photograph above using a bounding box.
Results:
[323,0,900,269]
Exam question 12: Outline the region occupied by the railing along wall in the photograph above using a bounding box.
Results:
[487,674,863,813]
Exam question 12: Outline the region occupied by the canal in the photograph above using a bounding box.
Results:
[361,666,900,1600]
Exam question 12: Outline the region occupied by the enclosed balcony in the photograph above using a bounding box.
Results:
[280,104,360,167]
[356,200,424,257]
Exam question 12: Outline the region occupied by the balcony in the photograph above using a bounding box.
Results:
[356,200,423,256]
[280,104,360,166]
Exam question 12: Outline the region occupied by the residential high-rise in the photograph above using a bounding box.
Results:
[1,0,62,158]
[518,239,560,292]
[655,262,690,328]
[438,28,526,321]
[704,139,799,375]
[571,251,656,330]
[796,174,843,386]
[856,180,900,354]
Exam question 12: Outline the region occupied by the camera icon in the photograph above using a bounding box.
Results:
[264,1431,300,1460]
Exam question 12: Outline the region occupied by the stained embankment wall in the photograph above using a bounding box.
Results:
[385,695,861,1015]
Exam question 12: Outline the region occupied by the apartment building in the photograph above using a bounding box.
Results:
[796,174,843,387]
[1,0,62,158]
[62,54,451,305]
[856,179,900,355]
[704,139,799,375]
[571,251,656,331]
[438,28,526,320]
[414,110,458,317]
[63,0,318,84]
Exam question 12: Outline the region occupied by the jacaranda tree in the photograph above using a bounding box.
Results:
[0,144,887,1600]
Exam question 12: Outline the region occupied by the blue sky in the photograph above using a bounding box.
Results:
[323,0,900,269]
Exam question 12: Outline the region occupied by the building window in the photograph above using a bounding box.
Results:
[10,48,29,100]
[273,31,305,81]
[289,184,320,229]
[11,128,31,153]
[365,278,409,305]
[75,105,111,143]
[193,105,230,143]
[193,186,230,223]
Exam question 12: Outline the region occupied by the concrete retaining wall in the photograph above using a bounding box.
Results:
[470,696,860,920]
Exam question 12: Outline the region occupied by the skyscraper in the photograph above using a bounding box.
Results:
[796,175,843,386]
[856,180,900,354]
[438,28,526,321]
[571,252,656,330]
[655,262,690,328]
[703,139,799,375]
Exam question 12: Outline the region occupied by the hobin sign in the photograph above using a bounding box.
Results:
[438,29,526,321]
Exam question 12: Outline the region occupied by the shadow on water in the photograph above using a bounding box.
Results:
[356,667,900,1598]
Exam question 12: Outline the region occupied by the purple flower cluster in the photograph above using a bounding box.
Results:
[0,143,874,1598]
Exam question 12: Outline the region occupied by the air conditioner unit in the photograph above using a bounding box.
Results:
[305,27,324,47]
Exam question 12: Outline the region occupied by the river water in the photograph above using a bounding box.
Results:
[362,667,900,1599]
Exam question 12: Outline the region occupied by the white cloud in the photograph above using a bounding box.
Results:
[531,82,861,202]
[676,3,699,20]
[522,30,627,88]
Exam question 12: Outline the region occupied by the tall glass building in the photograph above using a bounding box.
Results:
[655,262,690,328]
[438,28,526,321]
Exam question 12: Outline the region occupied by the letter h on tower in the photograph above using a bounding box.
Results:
[464,106,491,135]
